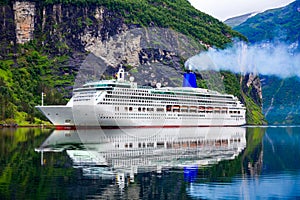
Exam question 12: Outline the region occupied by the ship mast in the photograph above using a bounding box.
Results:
[41,92,45,106]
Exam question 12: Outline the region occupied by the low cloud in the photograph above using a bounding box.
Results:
[185,41,300,78]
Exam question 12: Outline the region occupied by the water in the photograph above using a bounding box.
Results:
[0,126,300,199]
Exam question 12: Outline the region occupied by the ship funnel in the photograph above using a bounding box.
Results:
[182,72,197,88]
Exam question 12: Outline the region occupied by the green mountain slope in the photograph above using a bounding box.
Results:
[234,0,300,44]
[0,0,262,125]
[232,0,300,124]
[261,76,300,124]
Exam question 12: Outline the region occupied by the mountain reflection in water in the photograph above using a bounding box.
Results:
[35,127,246,188]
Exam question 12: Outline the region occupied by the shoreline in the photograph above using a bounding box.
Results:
[0,124,55,129]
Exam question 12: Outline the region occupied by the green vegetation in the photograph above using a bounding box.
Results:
[242,93,266,125]
[261,76,300,124]
[233,0,300,43]
[197,70,225,93]
[0,42,70,124]
[220,71,241,98]
[220,71,266,125]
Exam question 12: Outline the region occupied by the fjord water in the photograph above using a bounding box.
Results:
[0,127,299,199]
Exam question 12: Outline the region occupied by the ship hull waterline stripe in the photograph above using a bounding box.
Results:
[55,124,247,130]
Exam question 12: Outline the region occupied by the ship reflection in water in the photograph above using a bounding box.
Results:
[35,127,246,188]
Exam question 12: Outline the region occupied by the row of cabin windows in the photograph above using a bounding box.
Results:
[106,93,235,102]
[110,139,242,151]
[98,102,233,113]
[123,107,162,112]
[115,106,242,114]
[114,139,242,150]
[99,115,242,120]
[74,98,91,102]
[104,97,236,106]
[229,110,241,114]
[112,89,233,100]
[75,94,94,98]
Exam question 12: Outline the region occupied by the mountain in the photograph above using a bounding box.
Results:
[232,0,300,124]
[0,0,264,125]
[261,76,300,124]
[224,12,258,27]
[234,0,300,44]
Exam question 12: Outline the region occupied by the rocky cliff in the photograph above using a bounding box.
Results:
[0,0,265,124]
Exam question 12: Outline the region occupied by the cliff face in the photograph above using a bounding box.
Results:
[244,73,262,106]
[13,1,35,44]
[2,1,202,88]
[0,1,264,124]
[242,73,265,124]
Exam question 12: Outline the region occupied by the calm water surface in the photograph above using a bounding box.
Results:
[0,126,300,199]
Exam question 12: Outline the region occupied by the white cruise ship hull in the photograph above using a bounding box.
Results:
[36,105,75,129]
[36,104,246,129]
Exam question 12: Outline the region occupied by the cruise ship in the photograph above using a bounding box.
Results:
[36,68,246,129]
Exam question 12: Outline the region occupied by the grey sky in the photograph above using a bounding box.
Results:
[188,0,295,21]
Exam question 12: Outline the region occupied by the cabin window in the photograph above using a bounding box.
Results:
[157,108,164,112]
[147,108,154,112]
[147,143,154,147]
[157,142,164,148]
[166,105,172,112]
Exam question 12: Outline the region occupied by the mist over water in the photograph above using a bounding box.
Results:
[185,41,300,78]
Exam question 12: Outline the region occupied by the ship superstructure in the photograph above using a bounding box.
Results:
[36,68,246,128]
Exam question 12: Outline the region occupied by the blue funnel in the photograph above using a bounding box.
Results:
[182,72,197,88]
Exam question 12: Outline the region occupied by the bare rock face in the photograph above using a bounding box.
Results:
[243,73,263,107]
[82,30,141,67]
[79,24,201,87]
[13,1,35,44]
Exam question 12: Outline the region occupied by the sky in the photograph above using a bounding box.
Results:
[188,0,295,21]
